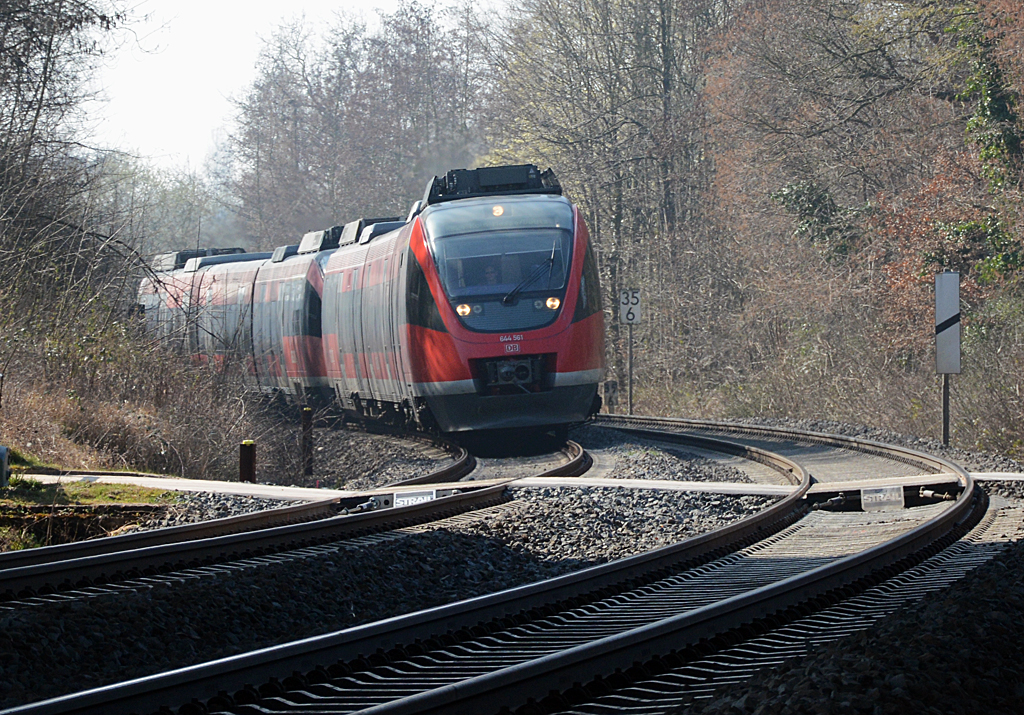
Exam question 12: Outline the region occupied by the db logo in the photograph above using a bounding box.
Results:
[505,343,520,353]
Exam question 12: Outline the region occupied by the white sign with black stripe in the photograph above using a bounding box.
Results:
[394,489,436,508]
[935,271,960,375]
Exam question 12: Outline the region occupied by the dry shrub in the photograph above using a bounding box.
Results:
[0,380,105,470]
[0,322,307,483]
[634,280,1024,458]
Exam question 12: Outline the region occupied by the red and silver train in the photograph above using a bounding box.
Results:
[138,165,605,434]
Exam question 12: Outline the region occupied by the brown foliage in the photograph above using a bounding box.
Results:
[980,0,1024,97]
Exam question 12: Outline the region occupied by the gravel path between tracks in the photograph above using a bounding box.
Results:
[0,485,776,707]
[726,417,1024,474]
[572,424,754,482]
[117,492,303,532]
[305,425,450,490]
[4,419,1023,712]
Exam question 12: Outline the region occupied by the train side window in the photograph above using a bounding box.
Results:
[306,286,322,337]
[406,250,447,333]
[573,239,602,323]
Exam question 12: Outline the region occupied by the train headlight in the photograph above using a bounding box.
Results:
[534,299,543,310]
[545,297,561,310]
[456,304,471,317]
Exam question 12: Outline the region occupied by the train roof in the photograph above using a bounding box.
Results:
[271,244,300,263]
[182,252,272,273]
[149,247,246,272]
[422,164,561,207]
[358,221,406,244]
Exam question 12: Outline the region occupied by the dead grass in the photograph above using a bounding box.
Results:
[0,476,178,506]
[0,334,307,484]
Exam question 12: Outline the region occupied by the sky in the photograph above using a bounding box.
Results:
[89,0,399,171]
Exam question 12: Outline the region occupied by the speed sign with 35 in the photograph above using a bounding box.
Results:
[619,289,641,324]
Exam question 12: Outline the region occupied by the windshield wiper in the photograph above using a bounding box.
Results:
[502,238,558,306]
[502,260,552,305]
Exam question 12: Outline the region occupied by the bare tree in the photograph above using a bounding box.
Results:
[227,3,495,247]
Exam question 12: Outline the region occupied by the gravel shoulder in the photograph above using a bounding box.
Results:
[5,418,1021,711]
[571,424,756,483]
[299,424,451,491]
[115,492,301,533]
[668,490,1024,715]
[0,483,776,708]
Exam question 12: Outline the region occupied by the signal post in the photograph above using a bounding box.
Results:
[619,289,641,415]
[935,272,960,446]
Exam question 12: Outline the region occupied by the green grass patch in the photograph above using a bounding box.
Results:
[5,448,55,470]
[0,475,178,506]
[0,526,43,550]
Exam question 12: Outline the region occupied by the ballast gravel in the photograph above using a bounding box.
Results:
[118,491,300,532]
[573,424,753,482]
[632,418,1024,715]
[5,419,1024,713]
[728,417,1024,474]
[312,426,449,491]
[0,485,776,708]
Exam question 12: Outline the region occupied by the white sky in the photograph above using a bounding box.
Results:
[89,0,399,171]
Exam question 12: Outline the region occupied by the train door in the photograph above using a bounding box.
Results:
[383,237,404,402]
[360,254,381,402]
[352,262,367,399]
[334,266,355,402]
[366,242,393,402]
[243,272,259,378]
[393,234,414,401]
[381,252,395,401]
[319,262,344,404]
[272,277,291,392]
[251,280,268,389]
[252,273,283,393]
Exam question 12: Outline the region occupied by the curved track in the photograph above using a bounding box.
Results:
[5,418,988,715]
[0,439,609,603]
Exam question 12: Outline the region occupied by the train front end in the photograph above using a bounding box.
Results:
[406,166,605,433]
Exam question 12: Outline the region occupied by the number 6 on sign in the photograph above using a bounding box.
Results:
[619,289,641,324]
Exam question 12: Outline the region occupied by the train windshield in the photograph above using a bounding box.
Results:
[423,197,574,302]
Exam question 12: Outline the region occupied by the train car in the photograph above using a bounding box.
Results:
[139,164,605,435]
[321,164,604,434]
[249,232,338,404]
[139,251,261,352]
[150,239,336,406]
[191,253,274,370]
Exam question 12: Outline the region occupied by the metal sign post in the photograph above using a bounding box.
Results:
[619,289,641,415]
[935,272,960,446]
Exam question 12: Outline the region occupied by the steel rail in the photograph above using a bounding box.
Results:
[359,476,978,714]
[535,440,592,478]
[596,414,960,475]
[553,492,1006,713]
[4,433,810,715]
[1,448,473,572]
[384,446,476,486]
[0,483,505,600]
[388,441,588,487]
[334,423,976,715]
[0,498,339,572]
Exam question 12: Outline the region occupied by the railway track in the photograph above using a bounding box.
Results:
[0,443,475,577]
[4,419,991,715]
[0,434,583,605]
[0,438,594,600]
